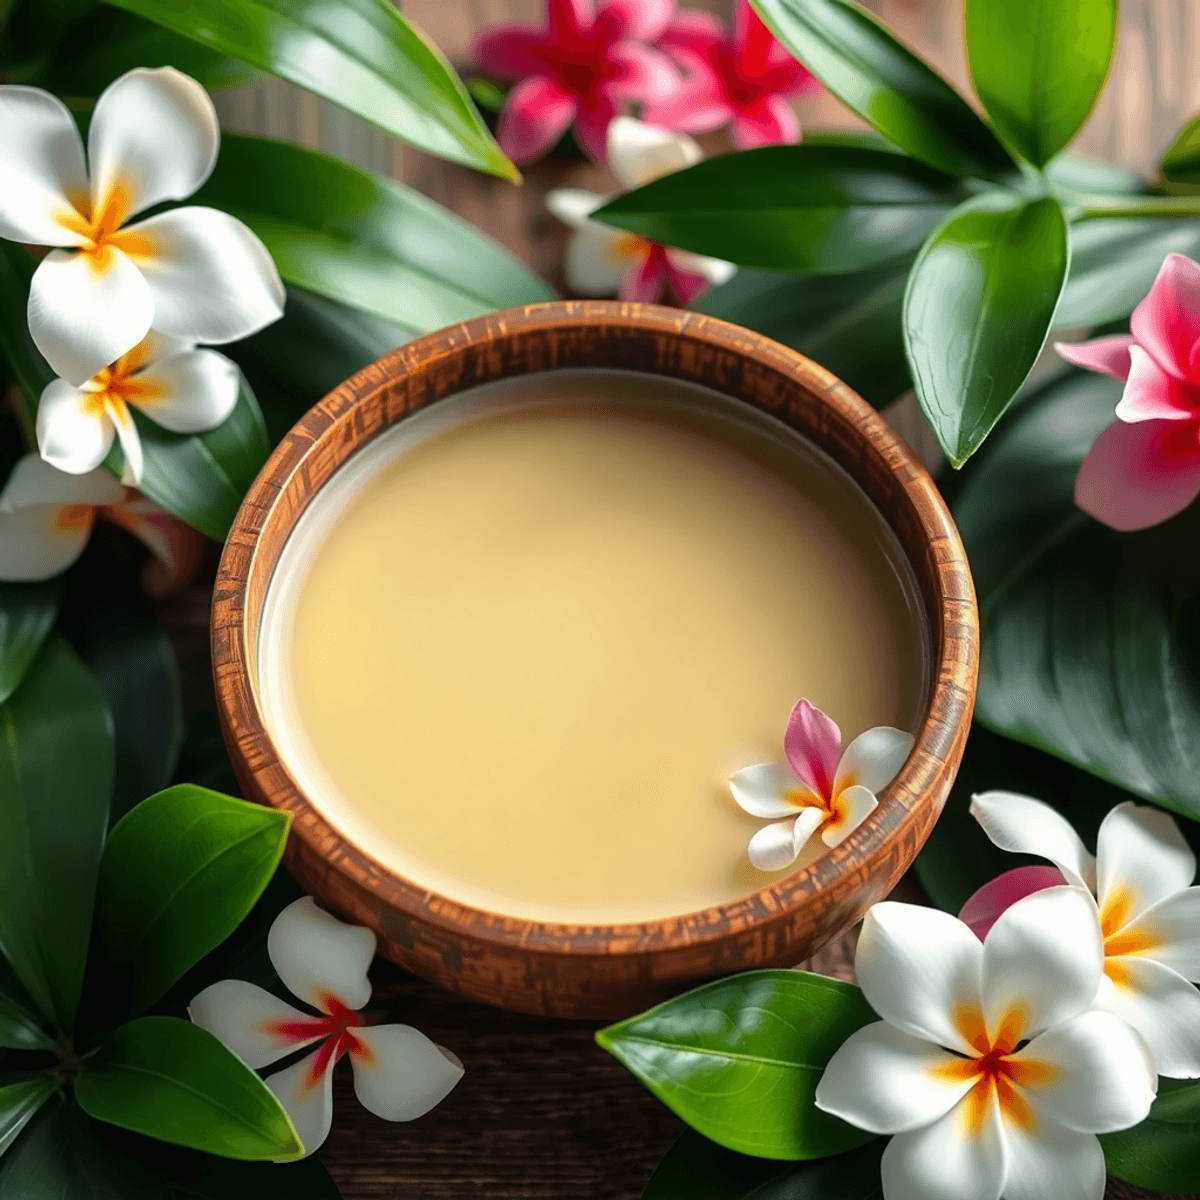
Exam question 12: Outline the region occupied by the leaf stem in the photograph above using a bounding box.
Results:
[1075,195,1200,220]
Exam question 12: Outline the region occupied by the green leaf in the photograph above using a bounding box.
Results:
[596,970,876,1161]
[75,1017,302,1161]
[99,0,516,180]
[904,191,1069,466]
[0,636,113,1032]
[0,990,54,1053]
[144,1140,344,1200]
[0,243,54,408]
[1102,1078,1200,1191]
[593,145,967,272]
[0,1076,57,1158]
[1046,153,1150,196]
[750,0,1016,180]
[1162,116,1200,187]
[643,1130,885,1199]
[196,135,550,331]
[105,374,269,542]
[694,260,911,406]
[957,367,1200,818]
[98,785,290,1014]
[0,580,62,705]
[965,0,1117,168]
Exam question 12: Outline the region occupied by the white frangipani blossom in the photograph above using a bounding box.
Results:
[190,898,463,1157]
[816,888,1156,1200]
[545,117,735,304]
[0,67,283,388]
[971,792,1200,1079]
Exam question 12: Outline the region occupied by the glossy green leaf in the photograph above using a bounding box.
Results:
[75,1017,302,1160]
[965,0,1116,168]
[0,1077,57,1158]
[1102,1079,1200,1192]
[196,135,550,332]
[99,0,516,179]
[694,260,911,406]
[1162,116,1200,187]
[594,145,967,272]
[154,1146,342,1200]
[0,990,54,1053]
[597,970,876,1160]
[1045,153,1149,196]
[105,374,269,542]
[0,580,62,705]
[98,785,290,1013]
[751,0,1016,180]
[0,636,113,1032]
[957,367,1200,817]
[0,243,54,408]
[643,1130,884,1199]
[904,191,1069,466]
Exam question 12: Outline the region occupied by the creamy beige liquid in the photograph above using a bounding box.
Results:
[260,371,927,924]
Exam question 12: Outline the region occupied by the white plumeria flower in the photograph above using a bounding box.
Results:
[545,116,735,304]
[816,888,1156,1200]
[729,698,914,870]
[971,791,1200,1079]
[36,329,240,484]
[189,897,463,1158]
[0,66,283,387]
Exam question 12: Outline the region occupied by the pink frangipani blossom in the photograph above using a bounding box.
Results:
[1056,252,1200,530]
[473,0,682,163]
[644,0,818,147]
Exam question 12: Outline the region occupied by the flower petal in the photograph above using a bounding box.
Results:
[1017,1008,1156,1132]
[1053,335,1136,382]
[1130,252,1200,381]
[264,1047,333,1159]
[982,887,1102,1042]
[606,44,682,105]
[855,902,983,1055]
[815,1021,977,1135]
[470,26,549,81]
[1118,886,1200,980]
[350,1025,464,1121]
[821,783,876,847]
[126,207,284,345]
[958,866,1066,942]
[747,807,821,871]
[1116,345,1200,422]
[999,1114,1106,1200]
[188,979,324,1070]
[733,95,801,148]
[728,761,807,818]
[666,248,736,289]
[880,1088,1006,1200]
[1097,956,1200,1078]
[0,86,89,246]
[88,67,219,223]
[36,379,114,475]
[662,254,719,304]
[1074,416,1200,531]
[572,94,619,163]
[0,503,93,581]
[102,493,205,595]
[29,247,154,386]
[108,398,143,486]
[968,792,1095,891]
[564,225,635,295]
[268,896,375,1013]
[641,76,732,135]
[130,348,239,434]
[497,75,577,164]
[0,452,123,509]
[544,187,607,230]
[1096,801,1195,928]
[783,698,841,800]
[599,0,675,41]
[606,116,702,191]
[836,726,914,796]
[618,246,667,304]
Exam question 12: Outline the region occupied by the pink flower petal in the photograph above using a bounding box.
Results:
[1053,335,1136,382]
[546,0,592,44]
[659,10,727,53]
[1075,417,1200,531]
[599,0,675,42]
[1117,344,1200,423]
[619,245,667,303]
[498,76,578,164]
[664,253,712,305]
[571,94,617,162]
[735,0,776,76]
[783,699,842,801]
[471,27,550,80]
[607,43,682,104]
[732,94,800,148]
[1130,253,1200,381]
[641,76,731,133]
[958,866,1067,942]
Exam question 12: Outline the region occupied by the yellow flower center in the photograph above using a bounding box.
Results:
[56,181,154,274]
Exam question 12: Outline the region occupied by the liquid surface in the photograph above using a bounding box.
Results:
[262,371,927,923]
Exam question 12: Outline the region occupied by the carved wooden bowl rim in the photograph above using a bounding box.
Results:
[213,300,979,958]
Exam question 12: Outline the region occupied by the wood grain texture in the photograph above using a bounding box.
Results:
[212,302,979,1019]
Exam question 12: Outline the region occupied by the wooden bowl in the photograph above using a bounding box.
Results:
[213,301,978,1020]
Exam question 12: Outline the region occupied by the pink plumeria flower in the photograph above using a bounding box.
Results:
[0,67,283,388]
[545,117,734,304]
[644,0,818,147]
[968,792,1200,1079]
[816,888,1156,1200]
[1056,252,1200,530]
[36,330,240,485]
[189,897,463,1157]
[0,452,198,585]
[729,698,913,871]
[473,0,681,163]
